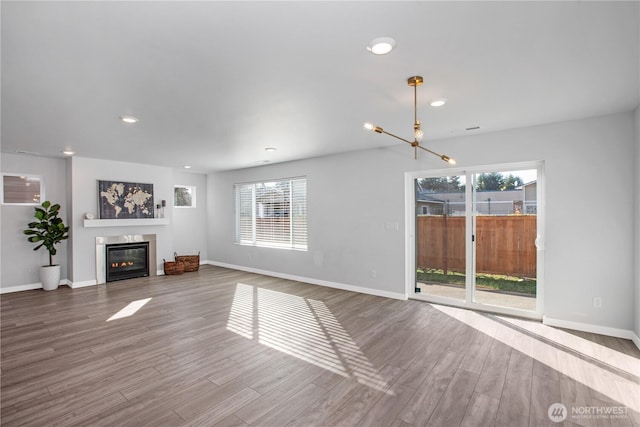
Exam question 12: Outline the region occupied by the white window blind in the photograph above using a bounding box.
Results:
[235,177,307,250]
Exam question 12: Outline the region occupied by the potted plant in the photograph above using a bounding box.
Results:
[24,201,69,291]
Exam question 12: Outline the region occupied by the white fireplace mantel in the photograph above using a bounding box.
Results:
[84,218,169,228]
[96,234,157,284]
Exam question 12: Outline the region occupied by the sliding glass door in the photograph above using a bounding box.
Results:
[471,168,538,311]
[415,175,466,302]
[410,163,543,318]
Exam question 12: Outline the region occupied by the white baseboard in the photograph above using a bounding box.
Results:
[68,279,97,289]
[0,282,43,293]
[70,270,164,287]
[1,279,74,293]
[543,315,640,349]
[632,332,640,351]
[205,260,407,301]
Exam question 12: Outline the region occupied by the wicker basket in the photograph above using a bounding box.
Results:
[175,252,200,272]
[163,259,185,275]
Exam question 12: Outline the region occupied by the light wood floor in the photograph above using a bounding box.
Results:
[1,266,639,426]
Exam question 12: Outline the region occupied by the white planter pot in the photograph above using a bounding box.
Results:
[40,265,61,291]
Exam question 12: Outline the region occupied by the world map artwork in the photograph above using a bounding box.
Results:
[98,181,154,219]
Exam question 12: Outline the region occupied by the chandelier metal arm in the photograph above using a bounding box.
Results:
[417,144,442,158]
[378,128,414,146]
[380,129,420,159]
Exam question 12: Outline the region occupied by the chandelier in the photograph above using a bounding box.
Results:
[364,76,456,164]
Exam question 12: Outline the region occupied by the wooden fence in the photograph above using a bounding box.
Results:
[417,215,537,278]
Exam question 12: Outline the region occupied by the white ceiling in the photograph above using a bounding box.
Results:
[2,1,638,173]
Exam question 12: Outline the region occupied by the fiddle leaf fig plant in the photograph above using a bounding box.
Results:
[24,201,70,266]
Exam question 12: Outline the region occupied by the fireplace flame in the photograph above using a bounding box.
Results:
[111,261,135,268]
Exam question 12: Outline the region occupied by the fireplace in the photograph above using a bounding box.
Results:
[96,234,157,284]
[106,242,149,282]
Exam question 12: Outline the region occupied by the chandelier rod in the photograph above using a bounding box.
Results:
[414,83,418,127]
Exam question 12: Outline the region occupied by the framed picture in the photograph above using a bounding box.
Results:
[174,184,196,208]
[98,180,154,219]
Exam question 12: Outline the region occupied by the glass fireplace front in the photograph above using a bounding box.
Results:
[106,242,149,282]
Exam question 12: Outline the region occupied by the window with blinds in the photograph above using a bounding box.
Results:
[235,177,307,250]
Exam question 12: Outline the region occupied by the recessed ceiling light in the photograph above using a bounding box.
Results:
[120,115,139,123]
[62,150,75,156]
[430,98,447,107]
[183,165,191,169]
[367,37,396,55]
[265,147,276,152]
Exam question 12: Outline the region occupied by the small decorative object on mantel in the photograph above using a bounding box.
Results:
[163,259,184,275]
[174,252,200,272]
[98,180,154,219]
[85,213,95,220]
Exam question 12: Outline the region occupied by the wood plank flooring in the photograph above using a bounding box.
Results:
[1,266,639,426]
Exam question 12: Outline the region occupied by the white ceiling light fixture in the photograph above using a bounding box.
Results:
[120,115,139,124]
[430,98,447,107]
[265,147,277,152]
[183,165,191,169]
[366,37,396,55]
[364,76,456,164]
[62,150,75,156]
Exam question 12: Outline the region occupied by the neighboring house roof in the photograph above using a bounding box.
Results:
[416,193,446,203]
[517,180,537,189]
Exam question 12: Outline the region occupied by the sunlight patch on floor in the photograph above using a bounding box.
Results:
[226,283,393,394]
[432,303,640,413]
[226,283,254,339]
[107,298,151,321]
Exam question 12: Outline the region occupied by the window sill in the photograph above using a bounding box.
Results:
[236,242,307,251]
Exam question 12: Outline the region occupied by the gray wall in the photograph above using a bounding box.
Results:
[635,106,640,340]
[172,171,208,258]
[69,157,174,283]
[208,111,637,332]
[1,111,637,335]
[0,155,208,289]
[70,157,212,283]
[1,154,69,288]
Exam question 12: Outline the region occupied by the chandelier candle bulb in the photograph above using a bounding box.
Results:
[414,120,424,141]
[441,155,456,165]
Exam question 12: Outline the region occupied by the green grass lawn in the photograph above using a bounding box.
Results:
[416,268,536,295]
